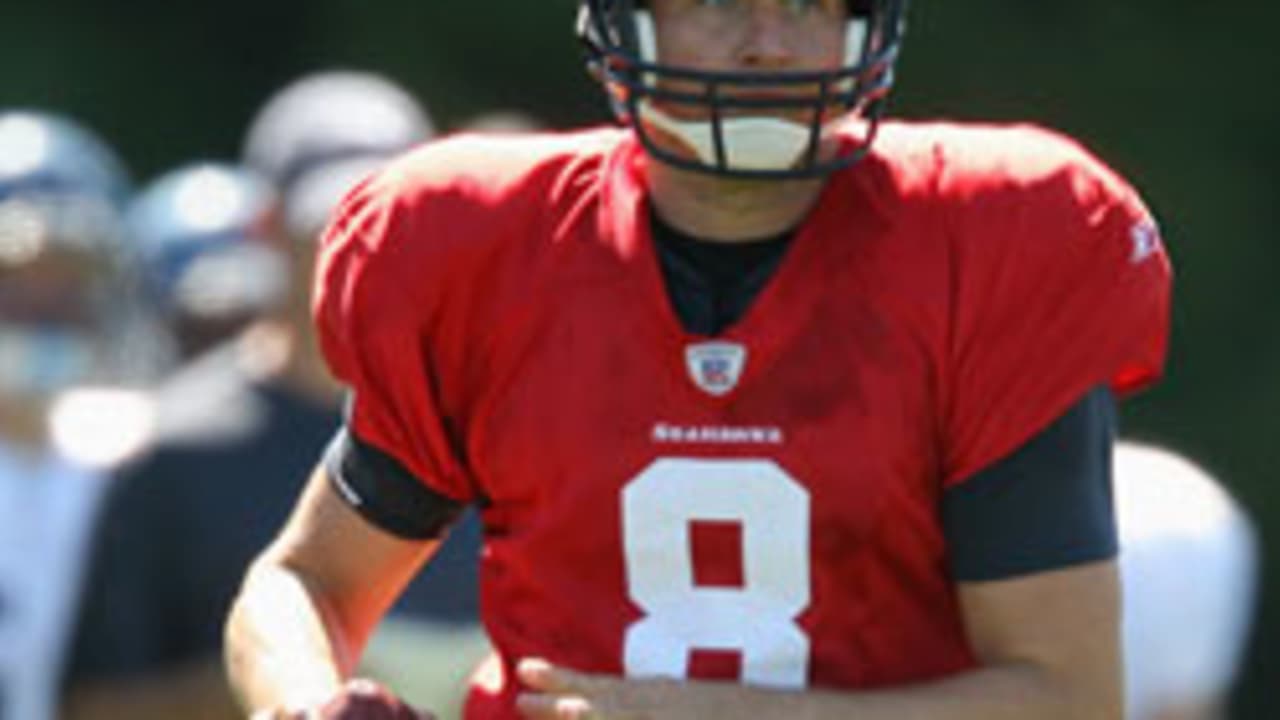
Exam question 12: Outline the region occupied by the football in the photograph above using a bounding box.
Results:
[315,679,434,720]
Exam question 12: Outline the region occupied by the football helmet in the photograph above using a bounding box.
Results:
[577,0,909,179]
[0,110,144,400]
[128,163,285,359]
[242,70,434,240]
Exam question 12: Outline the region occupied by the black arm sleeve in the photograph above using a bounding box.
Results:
[942,386,1118,582]
[324,427,465,540]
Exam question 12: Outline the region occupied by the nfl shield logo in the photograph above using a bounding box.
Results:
[685,341,747,397]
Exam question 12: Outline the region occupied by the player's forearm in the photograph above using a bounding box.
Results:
[519,658,1120,720]
[695,663,1118,720]
[223,559,354,714]
[824,663,1114,720]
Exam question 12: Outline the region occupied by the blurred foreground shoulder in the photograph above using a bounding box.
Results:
[1114,442,1259,719]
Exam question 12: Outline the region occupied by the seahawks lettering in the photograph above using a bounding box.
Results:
[651,422,785,446]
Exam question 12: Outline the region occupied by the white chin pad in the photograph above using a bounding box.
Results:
[639,103,814,171]
[628,8,860,171]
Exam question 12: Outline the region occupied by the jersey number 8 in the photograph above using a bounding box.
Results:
[622,458,812,688]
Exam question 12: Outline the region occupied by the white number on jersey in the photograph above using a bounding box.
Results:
[621,458,811,688]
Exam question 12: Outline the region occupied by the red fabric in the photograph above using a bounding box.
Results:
[690,521,744,587]
[919,124,1172,486]
[315,121,1171,718]
[688,649,744,681]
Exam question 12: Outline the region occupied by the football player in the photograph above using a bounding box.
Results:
[242,69,435,245]
[457,109,544,135]
[226,1,1171,718]
[0,109,153,720]
[60,73,465,720]
[1114,443,1257,720]
[128,162,286,365]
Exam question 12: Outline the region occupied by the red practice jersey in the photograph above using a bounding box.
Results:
[315,121,1171,717]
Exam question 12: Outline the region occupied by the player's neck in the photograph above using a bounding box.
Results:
[645,160,827,243]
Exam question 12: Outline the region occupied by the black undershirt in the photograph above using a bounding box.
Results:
[650,208,794,336]
[326,210,1119,581]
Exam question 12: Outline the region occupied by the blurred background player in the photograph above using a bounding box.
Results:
[242,68,434,245]
[60,70,485,720]
[243,70,489,716]
[0,109,154,720]
[131,162,286,368]
[59,160,296,720]
[456,109,544,136]
[1115,442,1259,720]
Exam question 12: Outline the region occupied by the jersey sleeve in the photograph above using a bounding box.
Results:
[943,387,1117,580]
[313,165,475,503]
[942,128,1172,487]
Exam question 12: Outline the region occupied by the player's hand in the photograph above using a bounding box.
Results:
[515,658,717,720]
[251,678,436,720]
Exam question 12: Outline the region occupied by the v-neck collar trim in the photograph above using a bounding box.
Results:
[599,138,856,404]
